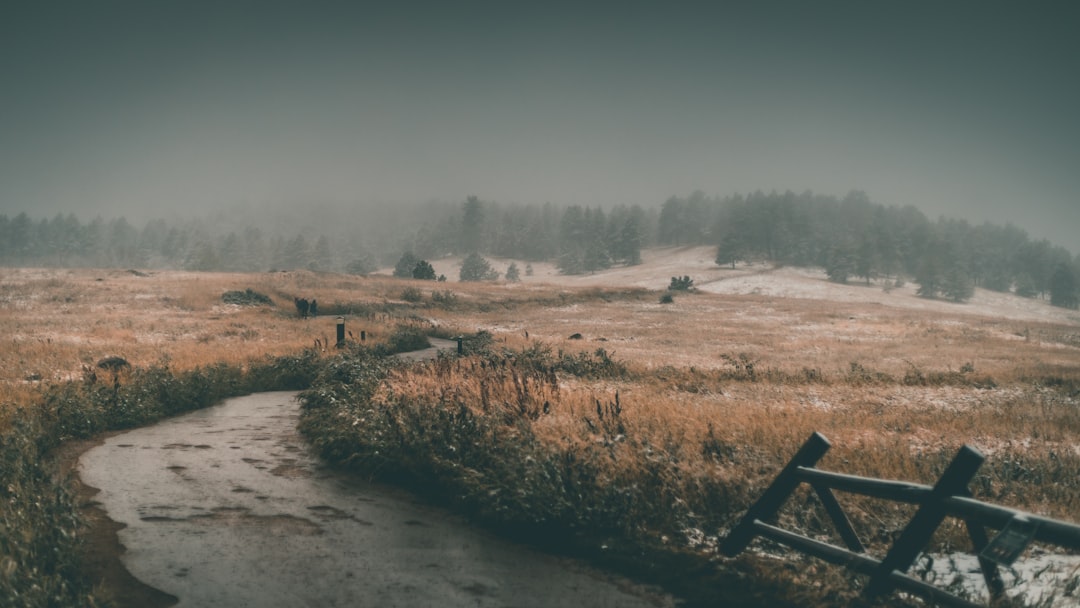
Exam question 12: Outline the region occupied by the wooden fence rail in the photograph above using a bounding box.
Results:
[720,432,1080,608]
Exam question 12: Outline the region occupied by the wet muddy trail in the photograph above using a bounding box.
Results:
[78,391,674,607]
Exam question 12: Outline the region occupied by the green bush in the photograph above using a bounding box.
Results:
[457,330,494,356]
[557,347,629,379]
[431,289,459,309]
[0,411,85,607]
[222,288,273,306]
[668,275,694,291]
[383,324,431,354]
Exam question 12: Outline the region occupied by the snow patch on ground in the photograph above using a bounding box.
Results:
[403,247,1080,326]
[923,551,1080,607]
[457,245,1080,326]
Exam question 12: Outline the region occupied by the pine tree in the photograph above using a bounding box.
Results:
[9,212,32,262]
[826,243,856,284]
[582,239,611,273]
[556,251,584,275]
[983,266,1013,293]
[1015,272,1038,298]
[1050,262,1079,309]
[394,251,420,278]
[942,267,975,303]
[608,205,644,265]
[220,232,242,271]
[284,234,310,270]
[346,253,377,276]
[916,255,943,299]
[186,240,220,271]
[312,235,333,271]
[412,260,437,280]
[855,236,878,285]
[459,252,498,281]
[715,231,745,269]
[241,226,267,271]
[460,196,484,253]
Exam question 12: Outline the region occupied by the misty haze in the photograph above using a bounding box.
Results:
[2,2,1080,608]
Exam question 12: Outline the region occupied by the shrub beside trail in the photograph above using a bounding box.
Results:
[300,344,748,534]
[297,339,1080,606]
[296,344,859,606]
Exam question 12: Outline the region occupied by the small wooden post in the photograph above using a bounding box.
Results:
[360,330,366,342]
[456,337,464,354]
[336,317,345,348]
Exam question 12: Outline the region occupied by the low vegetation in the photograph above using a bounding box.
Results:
[220,288,273,306]
[1,267,1078,606]
[298,338,1080,605]
[381,323,431,353]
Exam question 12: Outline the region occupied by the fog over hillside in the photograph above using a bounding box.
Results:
[2,190,1078,312]
[2,2,1078,253]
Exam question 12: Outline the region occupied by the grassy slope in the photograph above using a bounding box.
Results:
[1,256,1078,606]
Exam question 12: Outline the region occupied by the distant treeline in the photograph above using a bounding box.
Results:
[658,190,1078,306]
[1,190,1077,308]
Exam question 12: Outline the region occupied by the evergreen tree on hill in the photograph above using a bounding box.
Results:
[460,252,498,281]
[412,260,437,280]
[394,251,420,278]
[916,255,943,299]
[505,262,520,282]
[715,231,746,269]
[460,195,484,253]
[825,241,856,284]
[942,267,975,303]
[1050,262,1079,309]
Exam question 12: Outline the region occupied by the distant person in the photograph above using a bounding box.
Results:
[294,297,309,319]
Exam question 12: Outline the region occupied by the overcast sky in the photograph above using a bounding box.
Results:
[2,1,1077,252]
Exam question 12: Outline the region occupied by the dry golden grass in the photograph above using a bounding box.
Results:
[425,286,1079,381]
[0,267,413,410]
[4,264,1080,605]
[5,265,1079,426]
[381,275,1080,529]
[3,265,1079,511]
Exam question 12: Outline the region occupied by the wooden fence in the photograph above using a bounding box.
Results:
[720,432,1080,608]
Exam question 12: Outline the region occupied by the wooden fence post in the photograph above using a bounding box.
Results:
[865,445,985,599]
[720,432,832,557]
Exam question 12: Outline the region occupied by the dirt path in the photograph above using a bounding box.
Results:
[395,337,459,362]
[62,338,460,607]
[75,337,677,608]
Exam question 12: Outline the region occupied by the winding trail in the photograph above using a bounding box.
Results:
[78,346,674,607]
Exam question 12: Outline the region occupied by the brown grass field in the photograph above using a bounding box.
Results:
[3,254,1080,605]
